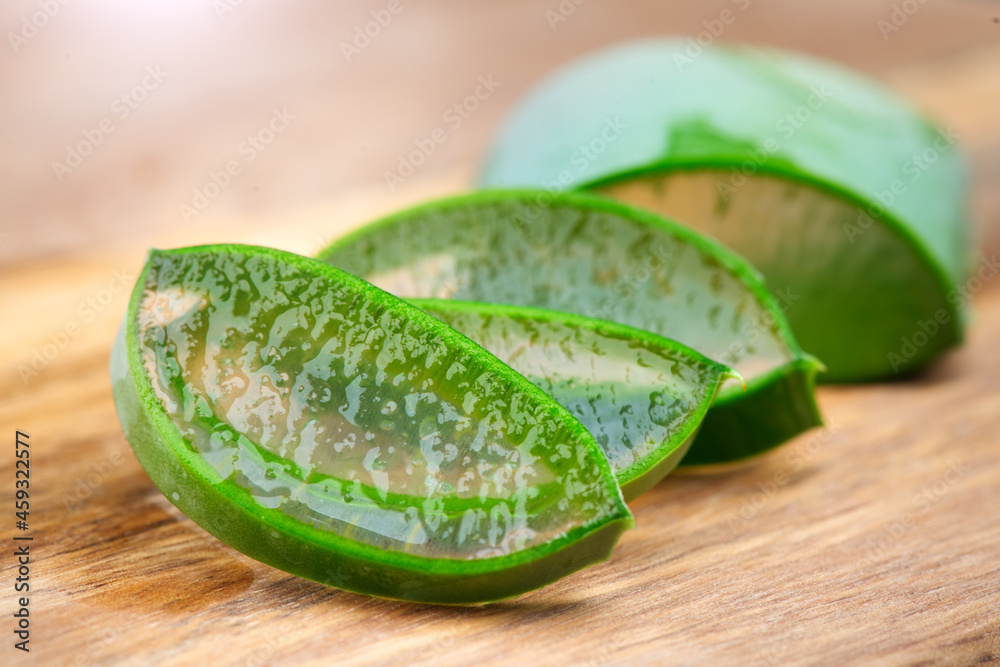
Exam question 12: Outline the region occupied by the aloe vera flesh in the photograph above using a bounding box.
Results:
[599,170,961,379]
[319,191,821,464]
[110,245,632,604]
[416,299,736,498]
[478,39,968,380]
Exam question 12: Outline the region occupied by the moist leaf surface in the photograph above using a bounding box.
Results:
[112,244,632,603]
[319,191,821,464]
[417,299,736,498]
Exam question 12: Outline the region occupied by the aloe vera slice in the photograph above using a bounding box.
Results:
[317,190,822,465]
[478,39,969,381]
[414,299,739,499]
[110,244,633,604]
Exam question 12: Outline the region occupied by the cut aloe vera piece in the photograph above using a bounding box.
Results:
[414,299,739,499]
[110,244,633,604]
[479,39,969,381]
[318,190,822,465]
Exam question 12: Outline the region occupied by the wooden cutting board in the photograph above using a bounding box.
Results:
[3,48,1000,667]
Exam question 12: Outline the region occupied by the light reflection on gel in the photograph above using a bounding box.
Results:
[325,200,790,383]
[136,250,618,559]
[423,306,721,475]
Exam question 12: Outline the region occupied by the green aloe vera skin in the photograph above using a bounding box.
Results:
[415,300,738,499]
[111,244,633,604]
[318,190,822,465]
[478,39,969,381]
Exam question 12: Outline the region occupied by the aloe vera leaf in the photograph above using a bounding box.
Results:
[414,299,739,498]
[111,244,632,604]
[478,39,968,380]
[318,190,822,464]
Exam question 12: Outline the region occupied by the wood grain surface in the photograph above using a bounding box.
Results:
[3,2,1000,665]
